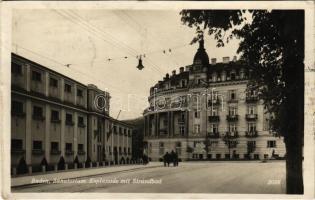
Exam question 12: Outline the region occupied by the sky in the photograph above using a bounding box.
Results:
[12,9,240,120]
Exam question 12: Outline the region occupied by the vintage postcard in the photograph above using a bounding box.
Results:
[0,1,314,199]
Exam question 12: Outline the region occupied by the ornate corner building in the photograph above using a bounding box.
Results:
[11,53,133,174]
[143,39,286,161]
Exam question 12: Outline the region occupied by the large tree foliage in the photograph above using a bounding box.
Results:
[180,10,304,194]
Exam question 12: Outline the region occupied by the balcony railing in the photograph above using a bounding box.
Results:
[12,112,26,118]
[78,150,86,155]
[65,150,74,155]
[208,115,220,122]
[50,149,61,155]
[51,119,61,123]
[65,120,74,126]
[159,129,168,135]
[32,149,44,155]
[245,131,258,138]
[226,115,239,122]
[224,131,239,139]
[246,96,259,103]
[208,99,220,106]
[32,115,45,121]
[245,114,258,121]
[177,118,185,124]
[227,99,238,103]
[207,132,220,138]
[11,149,25,154]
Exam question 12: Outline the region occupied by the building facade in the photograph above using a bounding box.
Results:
[11,53,132,174]
[143,39,285,161]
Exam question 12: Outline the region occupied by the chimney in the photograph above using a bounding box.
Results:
[166,73,169,79]
[233,56,237,62]
[211,58,217,65]
[179,67,184,73]
[172,70,176,76]
[223,56,230,63]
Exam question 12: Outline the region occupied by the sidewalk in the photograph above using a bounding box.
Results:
[11,162,162,187]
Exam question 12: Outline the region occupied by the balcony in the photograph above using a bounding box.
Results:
[207,132,220,138]
[32,149,44,155]
[78,150,86,155]
[32,115,45,121]
[208,116,220,122]
[226,115,239,122]
[224,131,239,139]
[50,149,61,155]
[177,118,185,124]
[159,129,168,135]
[246,96,259,103]
[208,99,220,106]
[245,114,258,121]
[51,119,61,124]
[65,120,74,126]
[78,123,86,128]
[11,149,25,154]
[227,99,238,103]
[12,112,26,118]
[245,131,258,138]
[65,150,74,155]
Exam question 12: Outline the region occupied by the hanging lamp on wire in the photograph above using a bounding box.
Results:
[136,55,144,70]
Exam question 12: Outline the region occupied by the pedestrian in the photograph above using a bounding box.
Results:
[170,150,176,167]
[174,152,179,167]
[163,152,169,167]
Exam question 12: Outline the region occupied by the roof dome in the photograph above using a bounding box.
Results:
[193,37,209,65]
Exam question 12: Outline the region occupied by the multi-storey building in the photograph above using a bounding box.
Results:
[143,39,285,161]
[11,53,133,174]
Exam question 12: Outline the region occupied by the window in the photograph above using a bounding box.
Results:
[77,89,83,97]
[248,106,256,114]
[49,77,58,87]
[33,140,42,150]
[194,124,200,134]
[78,116,84,126]
[124,147,127,154]
[12,63,22,75]
[33,106,43,117]
[12,139,23,150]
[32,71,41,82]
[210,124,219,133]
[64,83,72,93]
[113,125,117,134]
[179,126,185,136]
[66,113,73,125]
[228,107,237,116]
[228,124,237,132]
[248,123,256,132]
[247,141,256,148]
[229,90,236,100]
[181,80,187,87]
[66,143,72,151]
[119,147,122,155]
[12,101,23,114]
[128,148,131,155]
[78,144,84,151]
[267,140,276,148]
[230,72,236,80]
[194,111,200,118]
[124,129,127,135]
[51,110,59,121]
[51,142,59,150]
[119,127,122,134]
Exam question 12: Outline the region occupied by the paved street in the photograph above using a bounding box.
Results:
[12,161,285,194]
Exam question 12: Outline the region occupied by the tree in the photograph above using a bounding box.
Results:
[180,10,304,194]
